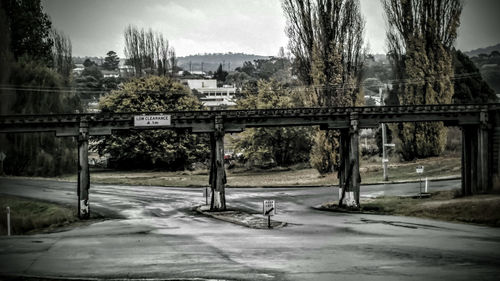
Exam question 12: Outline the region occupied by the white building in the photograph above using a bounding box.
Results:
[72,64,84,76]
[184,79,237,108]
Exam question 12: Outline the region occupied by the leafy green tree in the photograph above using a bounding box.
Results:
[75,65,103,101]
[309,130,336,174]
[384,0,462,160]
[95,76,209,170]
[225,71,254,88]
[0,0,14,116]
[235,61,256,76]
[0,0,79,176]
[471,51,500,95]
[103,50,120,71]
[452,50,496,103]
[4,58,78,176]
[1,0,53,65]
[101,77,121,91]
[81,65,103,80]
[83,58,96,68]
[213,63,228,86]
[234,80,313,167]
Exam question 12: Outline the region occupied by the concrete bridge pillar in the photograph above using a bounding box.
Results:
[339,113,360,208]
[78,120,90,219]
[209,116,226,211]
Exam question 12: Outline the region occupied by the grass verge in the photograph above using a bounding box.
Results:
[0,195,81,235]
[322,190,500,227]
[31,155,460,187]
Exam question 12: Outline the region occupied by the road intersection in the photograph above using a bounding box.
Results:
[0,178,499,280]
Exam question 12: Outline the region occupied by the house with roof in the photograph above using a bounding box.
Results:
[183,79,237,108]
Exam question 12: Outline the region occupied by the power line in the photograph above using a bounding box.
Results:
[0,71,485,95]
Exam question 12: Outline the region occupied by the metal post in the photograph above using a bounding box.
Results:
[419,175,422,198]
[380,87,388,181]
[6,206,10,236]
[382,123,388,181]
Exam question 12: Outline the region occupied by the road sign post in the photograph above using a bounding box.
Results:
[6,206,10,236]
[263,200,276,228]
[203,187,210,205]
[416,166,424,198]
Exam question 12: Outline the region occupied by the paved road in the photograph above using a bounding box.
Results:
[0,177,499,281]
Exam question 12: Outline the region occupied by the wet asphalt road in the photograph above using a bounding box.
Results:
[0,177,500,281]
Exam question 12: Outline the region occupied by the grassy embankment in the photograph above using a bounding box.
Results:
[0,195,78,235]
[322,190,500,227]
[46,154,461,187]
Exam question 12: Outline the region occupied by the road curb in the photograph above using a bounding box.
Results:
[195,205,287,229]
[1,175,460,188]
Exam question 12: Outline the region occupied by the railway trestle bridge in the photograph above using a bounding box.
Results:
[1,103,499,218]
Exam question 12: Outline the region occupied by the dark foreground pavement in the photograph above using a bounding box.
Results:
[0,177,499,281]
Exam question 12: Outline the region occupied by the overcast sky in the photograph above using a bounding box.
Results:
[42,0,500,58]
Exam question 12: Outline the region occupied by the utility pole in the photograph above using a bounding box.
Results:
[380,87,388,181]
[201,62,204,73]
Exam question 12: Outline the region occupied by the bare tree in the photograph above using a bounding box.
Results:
[124,25,172,77]
[283,0,365,107]
[124,25,141,75]
[51,29,72,83]
[283,0,315,85]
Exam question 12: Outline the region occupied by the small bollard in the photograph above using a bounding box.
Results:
[425,177,428,193]
[6,206,11,236]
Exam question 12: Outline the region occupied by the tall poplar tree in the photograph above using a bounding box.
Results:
[283,0,365,173]
[383,0,462,160]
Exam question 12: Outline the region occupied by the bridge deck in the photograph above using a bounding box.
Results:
[0,104,497,136]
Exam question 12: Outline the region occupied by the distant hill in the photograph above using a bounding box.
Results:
[177,53,269,73]
[464,43,500,57]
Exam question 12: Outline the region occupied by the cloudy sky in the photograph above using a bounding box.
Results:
[42,0,500,58]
